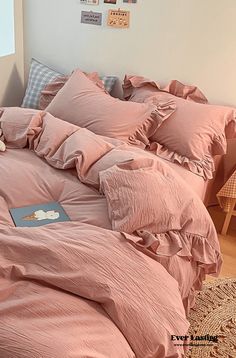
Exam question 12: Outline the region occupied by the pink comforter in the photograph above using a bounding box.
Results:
[0,223,188,358]
[0,109,222,357]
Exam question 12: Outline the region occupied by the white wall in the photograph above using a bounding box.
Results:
[0,0,24,107]
[23,0,236,106]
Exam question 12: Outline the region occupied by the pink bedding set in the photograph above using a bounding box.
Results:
[0,108,222,357]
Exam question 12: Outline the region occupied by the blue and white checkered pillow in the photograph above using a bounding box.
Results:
[22,59,117,109]
[22,59,62,109]
[102,76,117,93]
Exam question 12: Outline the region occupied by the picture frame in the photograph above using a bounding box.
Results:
[104,0,117,4]
[80,0,99,5]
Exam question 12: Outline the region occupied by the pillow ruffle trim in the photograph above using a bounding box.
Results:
[148,141,215,180]
[212,132,227,155]
[128,101,177,148]
[123,75,208,104]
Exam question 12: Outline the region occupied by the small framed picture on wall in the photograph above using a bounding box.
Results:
[123,0,137,3]
[80,0,99,4]
[107,9,130,28]
[104,0,117,4]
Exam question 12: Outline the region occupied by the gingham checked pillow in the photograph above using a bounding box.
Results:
[22,59,117,109]
[22,59,62,109]
[102,76,117,93]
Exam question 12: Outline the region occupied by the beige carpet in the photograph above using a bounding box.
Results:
[185,278,236,358]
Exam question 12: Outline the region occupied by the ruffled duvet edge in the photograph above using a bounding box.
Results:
[122,229,222,313]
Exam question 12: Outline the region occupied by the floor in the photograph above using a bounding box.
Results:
[208,205,236,277]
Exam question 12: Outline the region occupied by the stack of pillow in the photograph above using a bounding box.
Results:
[21,59,118,109]
[22,59,236,180]
[123,76,236,179]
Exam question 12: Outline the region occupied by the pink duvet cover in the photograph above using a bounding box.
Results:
[0,109,222,357]
[150,153,207,201]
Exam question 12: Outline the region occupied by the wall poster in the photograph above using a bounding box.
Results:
[81,10,102,25]
[107,9,130,28]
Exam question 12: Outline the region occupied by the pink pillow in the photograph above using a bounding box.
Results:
[99,157,217,238]
[46,69,172,146]
[123,75,208,104]
[123,76,236,179]
[39,72,105,110]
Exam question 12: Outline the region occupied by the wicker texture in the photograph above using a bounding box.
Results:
[186,278,236,358]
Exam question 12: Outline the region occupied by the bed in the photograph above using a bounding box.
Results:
[0,68,234,358]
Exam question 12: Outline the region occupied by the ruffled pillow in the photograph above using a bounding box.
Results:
[99,157,221,269]
[123,75,236,179]
[45,70,175,147]
[123,75,208,104]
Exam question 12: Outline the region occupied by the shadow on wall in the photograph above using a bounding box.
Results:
[1,64,24,107]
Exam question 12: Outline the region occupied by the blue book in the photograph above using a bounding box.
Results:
[9,202,70,227]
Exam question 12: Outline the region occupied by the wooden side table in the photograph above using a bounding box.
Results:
[217,169,236,235]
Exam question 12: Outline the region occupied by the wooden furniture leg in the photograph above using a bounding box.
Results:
[221,199,236,235]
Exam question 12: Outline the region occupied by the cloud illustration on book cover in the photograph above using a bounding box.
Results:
[22,210,60,221]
